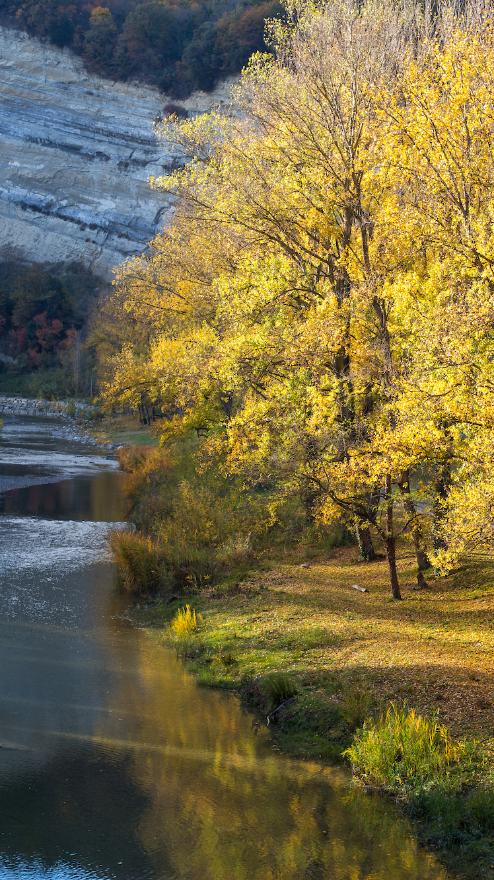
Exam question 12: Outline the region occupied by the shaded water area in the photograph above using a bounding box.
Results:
[0,415,453,880]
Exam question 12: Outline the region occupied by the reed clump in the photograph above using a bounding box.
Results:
[261,673,299,711]
[110,530,165,596]
[171,604,200,638]
[345,704,477,795]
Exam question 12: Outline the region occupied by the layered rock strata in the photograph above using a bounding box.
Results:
[0,27,227,276]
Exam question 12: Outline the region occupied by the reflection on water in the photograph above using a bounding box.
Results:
[0,518,119,574]
[0,416,451,880]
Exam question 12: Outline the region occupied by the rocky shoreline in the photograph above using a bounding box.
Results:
[0,396,90,418]
[0,396,117,450]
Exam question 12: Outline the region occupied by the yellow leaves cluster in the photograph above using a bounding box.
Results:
[431,451,494,574]
[100,0,494,577]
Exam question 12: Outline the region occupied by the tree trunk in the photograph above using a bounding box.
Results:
[415,552,430,589]
[432,461,452,551]
[355,523,377,561]
[385,476,401,599]
[385,534,402,600]
[399,473,430,589]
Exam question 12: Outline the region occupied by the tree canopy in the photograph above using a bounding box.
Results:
[99,0,494,596]
[1,0,282,96]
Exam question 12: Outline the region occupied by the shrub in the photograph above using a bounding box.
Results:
[171,604,199,638]
[115,442,257,592]
[154,479,255,588]
[110,530,166,596]
[115,437,352,594]
[345,704,471,795]
[162,102,189,119]
[116,445,176,529]
[261,672,299,711]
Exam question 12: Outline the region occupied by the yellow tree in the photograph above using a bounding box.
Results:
[100,0,494,597]
[152,0,433,597]
[378,18,494,572]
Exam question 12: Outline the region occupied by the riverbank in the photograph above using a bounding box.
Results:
[0,408,120,496]
[0,396,121,459]
[130,544,494,878]
[1,413,454,880]
[0,395,92,419]
[0,396,160,448]
[89,413,159,448]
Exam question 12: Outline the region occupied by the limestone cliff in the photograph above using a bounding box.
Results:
[0,27,229,277]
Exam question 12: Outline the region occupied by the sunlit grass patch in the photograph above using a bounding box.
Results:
[135,545,494,876]
[345,704,480,794]
[171,604,200,638]
[345,704,494,873]
[147,546,494,742]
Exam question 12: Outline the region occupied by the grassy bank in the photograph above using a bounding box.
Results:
[90,414,159,448]
[131,545,494,878]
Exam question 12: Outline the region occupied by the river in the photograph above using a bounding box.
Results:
[0,414,451,880]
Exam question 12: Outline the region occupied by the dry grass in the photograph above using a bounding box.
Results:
[177,545,494,745]
[91,413,159,447]
[138,542,494,877]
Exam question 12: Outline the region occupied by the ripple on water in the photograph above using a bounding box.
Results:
[0,517,126,623]
[0,518,125,575]
[0,449,117,474]
[0,861,115,880]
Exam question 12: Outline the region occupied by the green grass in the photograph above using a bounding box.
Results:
[137,547,494,744]
[91,414,159,447]
[345,704,479,793]
[170,604,200,638]
[131,544,494,878]
[261,671,299,709]
[345,705,494,876]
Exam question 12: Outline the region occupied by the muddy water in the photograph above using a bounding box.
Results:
[0,415,451,880]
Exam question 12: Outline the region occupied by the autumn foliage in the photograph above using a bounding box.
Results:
[0,261,101,393]
[100,0,494,597]
[3,0,282,96]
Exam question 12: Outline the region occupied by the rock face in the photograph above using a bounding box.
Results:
[0,27,227,277]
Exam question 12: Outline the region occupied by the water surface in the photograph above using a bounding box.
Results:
[0,415,451,880]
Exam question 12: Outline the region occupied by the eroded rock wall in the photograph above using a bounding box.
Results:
[0,27,227,276]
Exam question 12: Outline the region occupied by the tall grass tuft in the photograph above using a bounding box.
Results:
[345,704,469,794]
[171,604,199,638]
[110,530,164,596]
[262,672,299,710]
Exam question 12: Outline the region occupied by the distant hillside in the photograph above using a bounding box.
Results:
[0,0,282,96]
[0,21,231,397]
[0,260,103,398]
